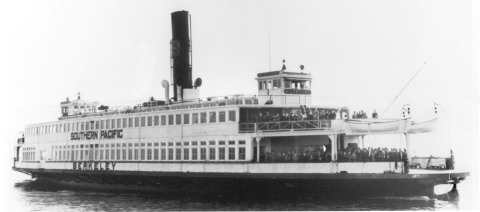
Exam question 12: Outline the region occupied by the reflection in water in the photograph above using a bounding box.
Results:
[9,171,468,211]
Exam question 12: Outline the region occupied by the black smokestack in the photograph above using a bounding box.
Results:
[171,11,192,101]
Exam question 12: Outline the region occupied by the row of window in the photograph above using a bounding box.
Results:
[48,140,247,162]
[258,79,311,90]
[22,147,36,161]
[25,110,237,136]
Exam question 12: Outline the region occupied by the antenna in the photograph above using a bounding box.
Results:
[268,21,271,71]
[383,62,427,115]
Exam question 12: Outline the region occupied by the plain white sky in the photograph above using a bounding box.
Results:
[0,0,479,205]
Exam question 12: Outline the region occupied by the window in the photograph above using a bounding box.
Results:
[168,115,174,125]
[147,116,152,126]
[209,148,216,160]
[219,148,225,160]
[258,81,263,90]
[183,114,190,124]
[154,148,159,160]
[117,119,121,129]
[198,148,206,160]
[111,149,115,160]
[183,149,189,160]
[95,121,99,129]
[285,80,291,89]
[134,143,139,160]
[273,79,281,89]
[123,118,127,128]
[229,148,235,160]
[219,111,226,122]
[161,149,166,160]
[209,141,215,145]
[228,110,236,122]
[141,117,146,127]
[200,112,207,123]
[111,119,116,129]
[192,141,198,146]
[135,117,139,127]
[85,122,89,130]
[154,116,159,126]
[147,148,152,160]
[81,122,85,130]
[239,148,246,160]
[219,141,225,145]
[192,113,199,124]
[192,149,198,160]
[128,118,133,128]
[106,119,110,129]
[141,148,145,160]
[128,147,132,160]
[176,114,181,125]
[176,149,181,160]
[229,140,235,145]
[209,112,216,123]
[105,148,109,160]
[161,115,166,125]
[168,149,173,160]
[116,148,121,160]
[239,140,246,145]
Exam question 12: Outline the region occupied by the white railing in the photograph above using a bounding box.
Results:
[60,97,259,120]
[239,120,332,133]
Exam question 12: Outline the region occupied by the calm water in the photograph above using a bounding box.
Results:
[8,170,478,211]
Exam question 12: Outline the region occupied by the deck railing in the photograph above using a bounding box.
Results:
[239,120,331,133]
[59,97,259,120]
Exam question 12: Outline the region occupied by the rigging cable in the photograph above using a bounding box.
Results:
[383,62,427,115]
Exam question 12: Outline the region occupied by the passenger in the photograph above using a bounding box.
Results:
[352,111,357,119]
[280,113,287,121]
[309,152,316,162]
[349,151,357,162]
[293,152,299,162]
[402,149,409,173]
[258,112,264,122]
[313,108,319,120]
[319,110,326,119]
[329,110,337,119]
[307,110,314,120]
[291,113,297,121]
[317,151,323,162]
[324,151,331,162]
[356,149,363,162]
[296,111,304,121]
[372,110,378,119]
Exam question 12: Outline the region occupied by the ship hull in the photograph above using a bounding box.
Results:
[14,168,468,198]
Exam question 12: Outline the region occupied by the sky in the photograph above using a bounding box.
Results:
[0,0,479,206]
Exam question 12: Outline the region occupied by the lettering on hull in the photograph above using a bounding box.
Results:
[72,162,116,171]
[70,130,123,141]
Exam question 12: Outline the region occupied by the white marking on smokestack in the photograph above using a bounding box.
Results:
[162,80,170,102]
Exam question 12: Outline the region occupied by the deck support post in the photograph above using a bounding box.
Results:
[328,134,337,162]
[404,133,412,161]
[255,137,261,163]
[361,135,365,149]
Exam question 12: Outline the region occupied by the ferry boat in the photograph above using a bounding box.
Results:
[13,10,468,198]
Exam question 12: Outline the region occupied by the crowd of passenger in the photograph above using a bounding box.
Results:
[352,110,378,119]
[262,148,332,163]
[259,146,408,163]
[254,105,338,123]
[337,146,407,162]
